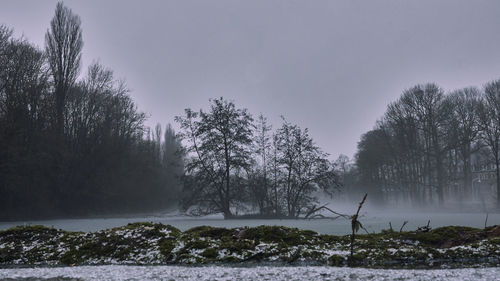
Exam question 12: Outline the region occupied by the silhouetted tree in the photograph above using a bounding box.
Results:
[45,2,83,136]
[447,87,481,197]
[176,98,254,218]
[400,84,452,205]
[0,5,184,219]
[274,118,340,218]
[249,114,272,214]
[478,79,500,207]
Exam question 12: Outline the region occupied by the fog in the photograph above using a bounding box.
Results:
[1,206,498,235]
[2,190,499,235]
[1,1,500,229]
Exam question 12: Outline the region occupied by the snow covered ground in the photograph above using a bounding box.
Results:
[1,212,498,235]
[0,265,499,281]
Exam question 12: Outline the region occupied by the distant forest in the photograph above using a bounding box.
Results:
[0,3,183,220]
[352,81,500,209]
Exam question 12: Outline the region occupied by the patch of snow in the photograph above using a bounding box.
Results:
[1,265,500,281]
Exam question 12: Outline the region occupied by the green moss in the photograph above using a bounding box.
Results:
[175,253,193,262]
[163,225,182,237]
[355,235,386,249]
[220,256,241,263]
[239,226,283,242]
[488,237,500,245]
[219,238,255,253]
[123,222,155,229]
[59,232,83,246]
[2,223,498,267]
[286,246,303,263]
[59,232,136,263]
[328,254,345,266]
[352,225,482,249]
[59,248,80,265]
[185,226,232,239]
[349,252,367,265]
[159,238,176,259]
[0,225,62,244]
[319,234,350,245]
[302,250,325,261]
[187,239,210,249]
[201,247,218,259]
[113,222,181,238]
[380,228,396,234]
[0,245,19,263]
[1,225,54,234]
[239,225,317,246]
[415,226,478,246]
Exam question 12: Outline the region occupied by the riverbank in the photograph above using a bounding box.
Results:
[1,223,499,268]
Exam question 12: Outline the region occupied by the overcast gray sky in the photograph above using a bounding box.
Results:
[2,0,500,159]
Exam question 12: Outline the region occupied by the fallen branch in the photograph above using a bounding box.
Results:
[304,204,350,220]
[417,220,431,233]
[307,214,343,220]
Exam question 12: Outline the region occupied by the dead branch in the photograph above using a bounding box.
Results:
[349,193,367,263]
[304,204,350,220]
[417,220,431,233]
[399,221,408,232]
[307,214,343,220]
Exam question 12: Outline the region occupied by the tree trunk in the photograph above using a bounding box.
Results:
[221,135,233,219]
[462,144,472,199]
[435,154,445,206]
[496,157,500,207]
[223,205,233,219]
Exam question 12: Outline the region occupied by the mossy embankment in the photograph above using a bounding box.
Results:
[0,223,499,268]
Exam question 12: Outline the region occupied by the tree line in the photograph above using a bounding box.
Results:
[0,3,183,220]
[176,98,341,218]
[354,81,500,208]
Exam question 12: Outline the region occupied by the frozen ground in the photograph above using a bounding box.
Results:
[0,211,498,235]
[0,265,499,281]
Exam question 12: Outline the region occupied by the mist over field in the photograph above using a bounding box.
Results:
[0,0,499,227]
[1,1,500,279]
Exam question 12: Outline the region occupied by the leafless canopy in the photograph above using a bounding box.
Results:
[45,2,83,133]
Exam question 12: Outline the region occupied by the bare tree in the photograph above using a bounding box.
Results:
[447,87,481,197]
[270,132,282,215]
[176,98,254,218]
[400,84,452,206]
[252,114,272,214]
[478,79,500,207]
[45,2,83,135]
[275,118,340,217]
